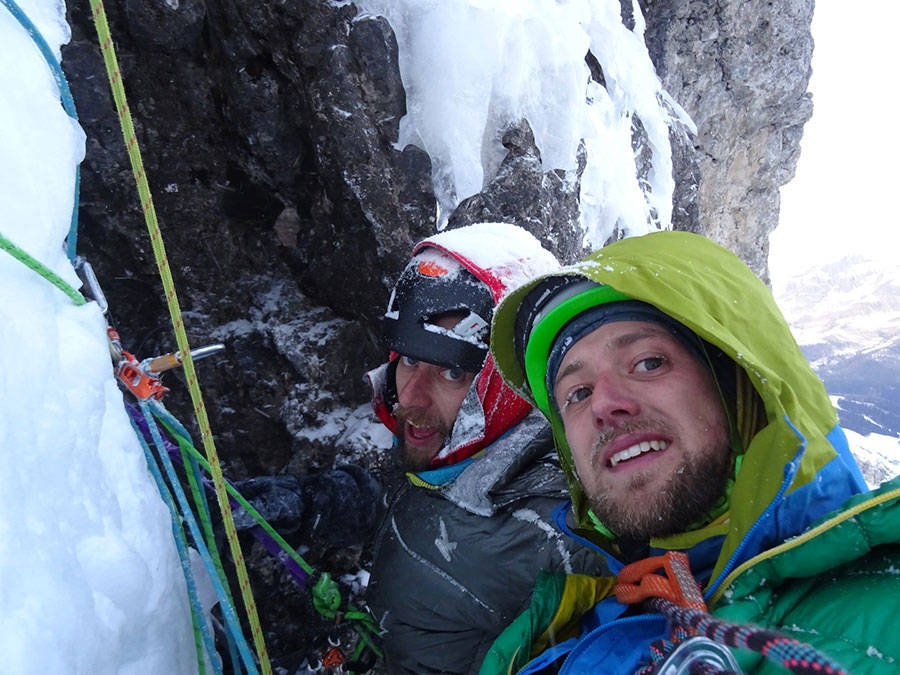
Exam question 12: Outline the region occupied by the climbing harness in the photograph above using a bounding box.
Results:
[616,551,850,675]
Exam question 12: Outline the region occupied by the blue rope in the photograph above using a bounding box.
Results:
[2,0,82,261]
[160,407,246,675]
[130,413,224,674]
[136,400,262,675]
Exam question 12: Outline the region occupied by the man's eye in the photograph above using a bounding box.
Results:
[441,367,465,382]
[562,386,592,410]
[635,355,666,373]
[400,355,419,367]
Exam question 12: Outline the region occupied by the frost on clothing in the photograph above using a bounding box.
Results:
[367,411,605,675]
[484,231,898,674]
[365,222,607,674]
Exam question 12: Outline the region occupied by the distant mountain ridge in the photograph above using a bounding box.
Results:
[774,255,900,483]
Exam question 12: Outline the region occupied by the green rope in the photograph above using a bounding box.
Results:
[154,411,316,578]
[0,231,85,305]
[312,573,342,618]
[151,405,384,660]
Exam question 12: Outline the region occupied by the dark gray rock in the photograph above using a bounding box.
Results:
[60,0,814,665]
[446,118,588,264]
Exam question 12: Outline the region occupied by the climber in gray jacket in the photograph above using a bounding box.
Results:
[235,222,605,674]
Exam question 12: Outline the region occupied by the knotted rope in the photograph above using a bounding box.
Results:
[616,551,850,675]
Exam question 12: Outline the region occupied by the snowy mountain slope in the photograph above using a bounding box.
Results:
[842,425,900,489]
[774,255,900,485]
[777,256,900,365]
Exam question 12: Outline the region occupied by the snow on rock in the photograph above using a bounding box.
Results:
[353,0,686,244]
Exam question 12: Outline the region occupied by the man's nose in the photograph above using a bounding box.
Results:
[397,368,432,408]
[590,376,639,428]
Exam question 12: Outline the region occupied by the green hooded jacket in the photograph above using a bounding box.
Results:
[485,231,898,673]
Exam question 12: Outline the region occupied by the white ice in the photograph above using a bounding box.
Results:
[353,0,691,245]
[0,1,197,673]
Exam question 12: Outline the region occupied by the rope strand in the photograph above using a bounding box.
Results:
[86,2,271,670]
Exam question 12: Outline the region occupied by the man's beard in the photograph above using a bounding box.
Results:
[393,405,451,473]
[584,426,732,540]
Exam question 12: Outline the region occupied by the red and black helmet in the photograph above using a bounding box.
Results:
[368,222,560,468]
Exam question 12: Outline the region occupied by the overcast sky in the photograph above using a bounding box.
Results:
[769,3,898,284]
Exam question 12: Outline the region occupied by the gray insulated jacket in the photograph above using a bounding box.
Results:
[366,411,605,675]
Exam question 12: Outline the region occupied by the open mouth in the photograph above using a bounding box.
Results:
[406,420,439,443]
[608,439,669,468]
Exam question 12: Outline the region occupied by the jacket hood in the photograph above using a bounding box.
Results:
[368,222,560,468]
[491,230,866,582]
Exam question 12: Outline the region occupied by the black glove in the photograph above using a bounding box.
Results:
[300,464,383,546]
[230,475,306,534]
[229,466,383,546]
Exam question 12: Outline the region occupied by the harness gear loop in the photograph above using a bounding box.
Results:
[615,551,706,611]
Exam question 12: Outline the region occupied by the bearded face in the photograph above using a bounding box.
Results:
[553,321,732,540]
[393,401,455,472]
[581,419,732,538]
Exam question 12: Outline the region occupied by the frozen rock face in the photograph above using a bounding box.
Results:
[62,0,812,468]
[60,0,813,662]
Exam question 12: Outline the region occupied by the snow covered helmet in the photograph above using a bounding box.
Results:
[367,222,561,468]
[382,247,494,374]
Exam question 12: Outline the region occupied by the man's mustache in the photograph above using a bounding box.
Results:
[590,419,672,455]
[394,405,449,434]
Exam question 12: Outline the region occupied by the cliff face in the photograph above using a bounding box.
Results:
[644,0,814,280]
[60,0,813,661]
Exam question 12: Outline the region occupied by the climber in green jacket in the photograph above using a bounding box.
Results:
[481,230,900,675]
